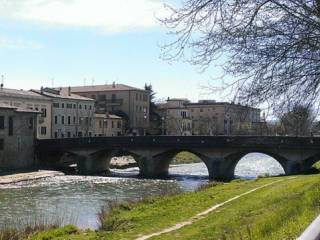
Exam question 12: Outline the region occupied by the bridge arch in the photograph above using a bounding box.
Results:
[223,151,289,180]
[234,152,286,178]
[143,149,211,178]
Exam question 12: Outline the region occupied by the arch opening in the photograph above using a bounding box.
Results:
[107,150,140,177]
[234,152,285,179]
[156,150,210,179]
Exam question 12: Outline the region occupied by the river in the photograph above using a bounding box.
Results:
[0,153,285,229]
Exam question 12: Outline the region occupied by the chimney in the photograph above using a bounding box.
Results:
[68,86,71,96]
[112,81,116,88]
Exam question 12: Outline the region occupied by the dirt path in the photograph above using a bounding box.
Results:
[136,177,296,240]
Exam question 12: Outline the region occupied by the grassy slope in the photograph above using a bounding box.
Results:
[171,151,201,164]
[29,175,320,240]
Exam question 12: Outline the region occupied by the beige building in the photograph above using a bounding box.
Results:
[0,88,52,139]
[32,87,95,138]
[0,103,39,172]
[157,99,261,135]
[94,113,124,136]
[158,99,192,136]
[62,83,150,135]
[186,100,261,135]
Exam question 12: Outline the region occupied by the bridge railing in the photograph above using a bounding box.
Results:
[36,135,320,152]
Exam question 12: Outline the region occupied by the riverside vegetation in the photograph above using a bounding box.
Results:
[1,172,318,239]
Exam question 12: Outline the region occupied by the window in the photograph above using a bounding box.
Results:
[99,120,102,128]
[112,121,114,128]
[117,121,121,129]
[89,132,92,137]
[0,139,4,150]
[41,127,47,135]
[91,95,96,99]
[89,105,92,110]
[61,116,65,125]
[0,116,4,129]
[67,132,71,138]
[54,132,58,138]
[55,116,58,124]
[61,103,65,108]
[73,104,76,109]
[68,116,71,125]
[67,104,73,109]
[41,108,47,117]
[29,118,34,129]
[200,108,204,112]
[79,104,82,109]
[78,132,82,137]
[8,117,13,136]
[73,116,76,124]
[53,103,59,108]
[98,95,106,101]
[84,105,87,110]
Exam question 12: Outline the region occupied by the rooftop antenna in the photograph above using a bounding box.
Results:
[51,78,55,88]
[1,75,4,89]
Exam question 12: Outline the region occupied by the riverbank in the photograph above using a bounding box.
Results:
[0,170,64,185]
[26,174,320,240]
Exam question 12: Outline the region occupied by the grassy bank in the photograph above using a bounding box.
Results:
[171,151,201,164]
[25,174,320,240]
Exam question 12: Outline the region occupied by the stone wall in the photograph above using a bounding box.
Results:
[0,109,37,172]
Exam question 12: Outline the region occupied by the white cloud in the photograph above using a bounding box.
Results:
[0,0,165,32]
[0,35,43,49]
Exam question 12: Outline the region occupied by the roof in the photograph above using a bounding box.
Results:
[62,84,146,93]
[0,103,39,114]
[185,102,259,110]
[94,113,122,119]
[32,88,94,101]
[0,88,51,101]
[167,98,190,102]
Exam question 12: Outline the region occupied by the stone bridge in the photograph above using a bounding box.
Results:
[36,136,320,181]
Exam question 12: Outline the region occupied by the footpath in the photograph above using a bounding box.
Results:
[0,170,64,185]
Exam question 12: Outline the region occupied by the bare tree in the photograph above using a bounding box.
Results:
[160,0,320,110]
[277,104,315,136]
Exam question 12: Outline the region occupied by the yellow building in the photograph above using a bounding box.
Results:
[62,83,150,135]
[0,88,52,139]
[94,113,124,136]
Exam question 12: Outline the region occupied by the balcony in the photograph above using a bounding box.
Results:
[98,99,124,106]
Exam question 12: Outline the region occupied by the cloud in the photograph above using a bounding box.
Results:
[0,35,43,49]
[0,0,165,33]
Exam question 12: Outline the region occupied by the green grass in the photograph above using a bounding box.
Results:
[171,151,201,164]
[25,174,320,240]
[313,161,320,171]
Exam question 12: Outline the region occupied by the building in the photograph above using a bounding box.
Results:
[0,103,39,172]
[186,100,261,135]
[94,113,124,136]
[157,99,192,136]
[0,88,52,139]
[62,83,150,135]
[32,87,95,138]
[157,99,261,135]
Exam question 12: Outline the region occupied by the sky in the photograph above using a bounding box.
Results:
[0,0,227,102]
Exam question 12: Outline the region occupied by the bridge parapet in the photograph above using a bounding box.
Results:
[36,136,320,181]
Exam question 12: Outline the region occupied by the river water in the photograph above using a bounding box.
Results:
[0,153,285,229]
